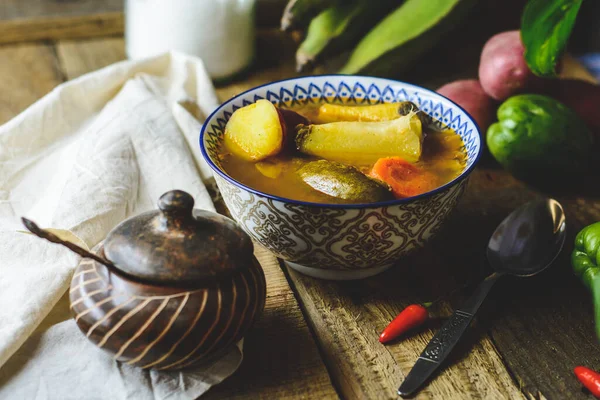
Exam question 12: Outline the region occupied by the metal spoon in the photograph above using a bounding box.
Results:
[398,198,566,397]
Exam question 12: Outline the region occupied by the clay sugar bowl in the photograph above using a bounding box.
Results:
[23,190,266,370]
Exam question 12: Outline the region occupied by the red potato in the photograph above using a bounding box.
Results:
[479,30,544,101]
[436,79,497,132]
[278,108,309,149]
[278,108,309,129]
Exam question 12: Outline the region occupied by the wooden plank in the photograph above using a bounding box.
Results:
[0,0,122,20]
[0,0,122,44]
[0,0,282,23]
[0,12,123,44]
[284,226,524,400]
[56,37,125,79]
[0,42,65,124]
[55,36,337,400]
[0,0,283,44]
[204,245,339,400]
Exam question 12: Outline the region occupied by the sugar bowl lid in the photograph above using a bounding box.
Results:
[103,190,253,286]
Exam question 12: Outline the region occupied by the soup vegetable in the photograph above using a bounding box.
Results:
[218,99,466,204]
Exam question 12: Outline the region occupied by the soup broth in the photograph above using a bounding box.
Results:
[218,101,466,204]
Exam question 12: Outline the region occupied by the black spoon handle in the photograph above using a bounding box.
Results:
[398,272,503,397]
[21,217,116,269]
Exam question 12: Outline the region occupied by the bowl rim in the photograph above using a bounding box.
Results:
[200,74,482,209]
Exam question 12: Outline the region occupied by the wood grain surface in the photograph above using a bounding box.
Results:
[56,38,125,79]
[0,0,122,20]
[204,246,339,400]
[286,262,524,400]
[0,0,122,44]
[0,42,64,124]
[2,22,600,398]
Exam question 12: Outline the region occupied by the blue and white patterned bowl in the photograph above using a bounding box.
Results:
[200,76,482,280]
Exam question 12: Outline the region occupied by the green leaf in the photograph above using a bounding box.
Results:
[521,0,583,77]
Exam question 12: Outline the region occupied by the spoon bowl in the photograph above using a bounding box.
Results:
[487,199,567,277]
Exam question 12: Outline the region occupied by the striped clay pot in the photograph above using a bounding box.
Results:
[68,190,266,370]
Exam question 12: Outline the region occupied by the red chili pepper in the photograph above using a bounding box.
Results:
[379,303,430,344]
[575,366,600,398]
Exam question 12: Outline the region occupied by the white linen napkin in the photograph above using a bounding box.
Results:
[0,52,243,399]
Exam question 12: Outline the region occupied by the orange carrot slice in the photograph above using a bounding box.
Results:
[370,157,438,198]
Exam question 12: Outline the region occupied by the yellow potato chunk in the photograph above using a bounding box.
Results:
[296,112,423,165]
[224,99,284,161]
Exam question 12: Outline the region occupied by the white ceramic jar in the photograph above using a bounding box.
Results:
[125,0,256,80]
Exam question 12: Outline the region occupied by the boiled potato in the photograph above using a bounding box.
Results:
[224,99,285,161]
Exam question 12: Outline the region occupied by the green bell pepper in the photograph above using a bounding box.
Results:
[487,94,593,181]
[572,222,600,339]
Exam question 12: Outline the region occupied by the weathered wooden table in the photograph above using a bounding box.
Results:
[2,3,600,399]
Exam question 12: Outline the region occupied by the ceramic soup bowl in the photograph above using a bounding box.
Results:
[200,76,482,280]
